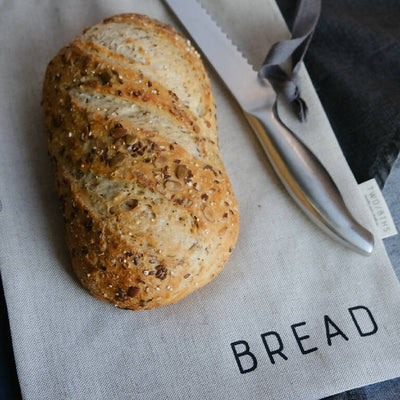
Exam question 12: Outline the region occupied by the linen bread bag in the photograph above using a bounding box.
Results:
[42,14,239,310]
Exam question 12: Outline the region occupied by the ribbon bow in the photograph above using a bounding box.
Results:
[259,0,321,122]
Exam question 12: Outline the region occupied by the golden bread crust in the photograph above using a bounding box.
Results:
[42,13,239,310]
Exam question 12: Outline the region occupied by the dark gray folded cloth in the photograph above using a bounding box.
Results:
[277,0,400,188]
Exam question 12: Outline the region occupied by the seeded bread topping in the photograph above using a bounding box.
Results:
[42,13,239,310]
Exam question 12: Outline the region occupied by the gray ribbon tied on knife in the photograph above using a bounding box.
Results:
[259,0,321,122]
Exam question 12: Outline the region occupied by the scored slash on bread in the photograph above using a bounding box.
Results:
[42,13,239,310]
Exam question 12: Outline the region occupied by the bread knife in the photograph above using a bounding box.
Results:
[165,0,374,255]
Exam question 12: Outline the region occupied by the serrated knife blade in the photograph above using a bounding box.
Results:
[167,0,274,111]
[165,0,374,255]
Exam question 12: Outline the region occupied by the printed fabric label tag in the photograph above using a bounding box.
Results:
[359,178,398,239]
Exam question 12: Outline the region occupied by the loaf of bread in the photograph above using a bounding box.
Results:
[42,14,239,310]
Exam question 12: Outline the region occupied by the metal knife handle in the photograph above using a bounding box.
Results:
[245,103,374,255]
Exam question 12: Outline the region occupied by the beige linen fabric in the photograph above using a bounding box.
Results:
[0,1,399,399]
